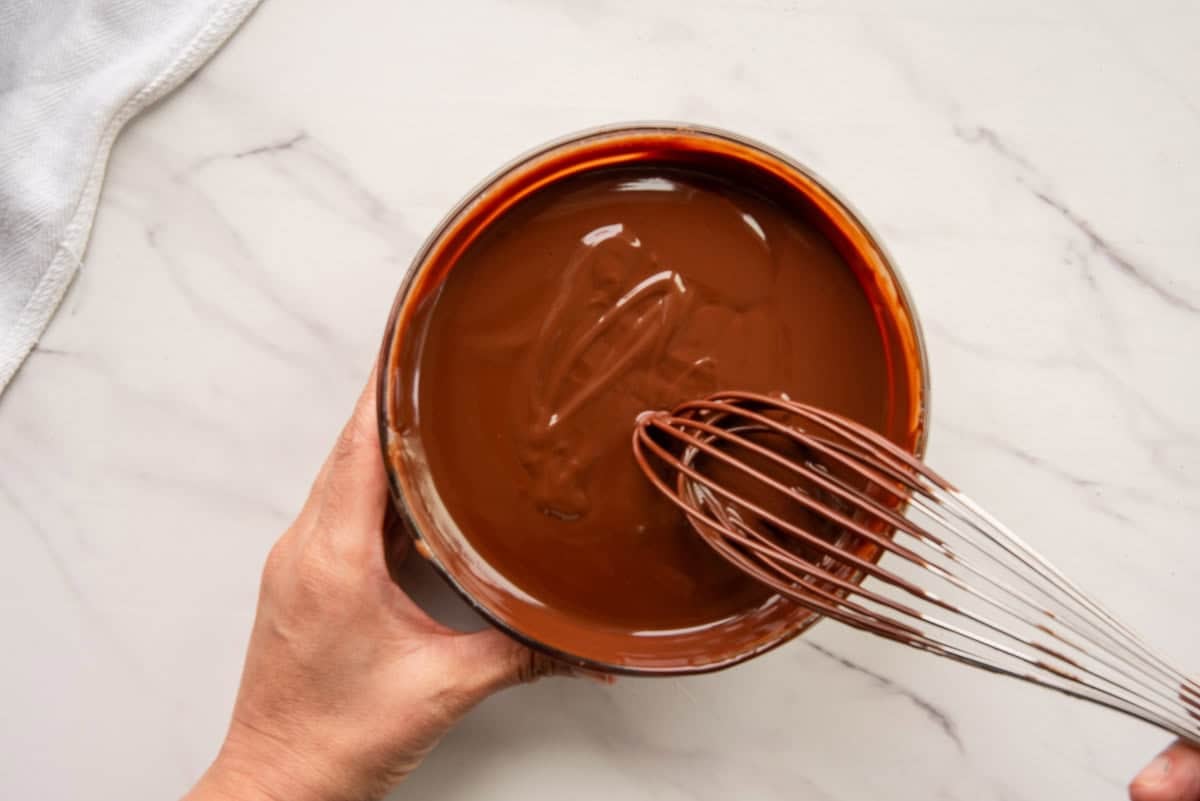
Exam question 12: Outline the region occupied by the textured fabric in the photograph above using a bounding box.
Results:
[0,0,261,391]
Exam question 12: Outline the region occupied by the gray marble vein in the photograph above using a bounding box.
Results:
[1029,189,1198,315]
[806,642,966,753]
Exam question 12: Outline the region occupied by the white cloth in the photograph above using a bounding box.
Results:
[0,0,261,392]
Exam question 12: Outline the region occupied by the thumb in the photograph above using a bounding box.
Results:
[321,367,388,524]
[1130,742,1200,801]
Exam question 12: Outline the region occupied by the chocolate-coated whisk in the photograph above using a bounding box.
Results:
[633,391,1199,743]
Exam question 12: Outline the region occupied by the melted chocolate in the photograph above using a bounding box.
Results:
[414,166,905,633]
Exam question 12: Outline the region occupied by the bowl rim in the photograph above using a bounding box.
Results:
[376,121,931,676]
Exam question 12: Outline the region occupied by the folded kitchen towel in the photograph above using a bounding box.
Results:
[0,0,261,392]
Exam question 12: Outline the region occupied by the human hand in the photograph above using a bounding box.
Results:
[1131,741,1200,801]
[184,370,570,801]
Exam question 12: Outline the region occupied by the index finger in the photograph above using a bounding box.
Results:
[309,365,390,541]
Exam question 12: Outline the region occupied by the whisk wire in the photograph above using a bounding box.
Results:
[632,392,1200,744]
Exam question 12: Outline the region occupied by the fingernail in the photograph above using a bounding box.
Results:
[1136,754,1173,786]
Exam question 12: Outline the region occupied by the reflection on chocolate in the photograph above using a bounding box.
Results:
[416,166,907,632]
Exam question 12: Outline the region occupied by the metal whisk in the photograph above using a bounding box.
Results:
[632,390,1200,743]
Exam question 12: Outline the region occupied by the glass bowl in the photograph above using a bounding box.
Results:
[376,123,929,675]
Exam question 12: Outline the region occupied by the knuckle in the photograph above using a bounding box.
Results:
[295,548,338,596]
[314,508,370,567]
[265,535,341,606]
[261,536,293,591]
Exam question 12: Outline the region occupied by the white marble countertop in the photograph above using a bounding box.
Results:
[3,1,1198,798]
